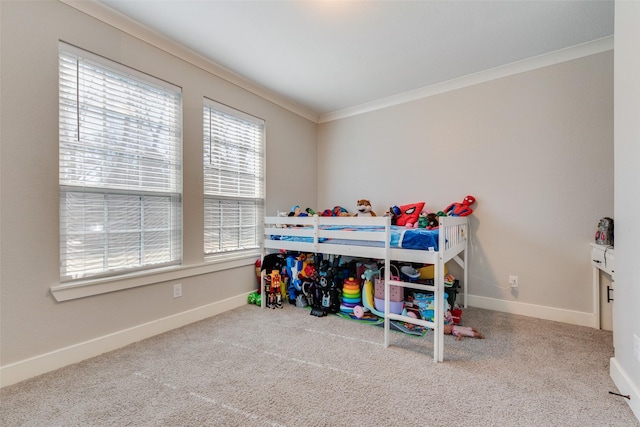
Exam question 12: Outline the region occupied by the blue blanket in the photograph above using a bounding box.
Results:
[271,225,438,251]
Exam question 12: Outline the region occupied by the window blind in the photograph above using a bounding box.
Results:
[203,100,264,257]
[59,43,182,281]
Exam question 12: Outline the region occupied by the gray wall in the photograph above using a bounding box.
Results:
[318,51,614,317]
[0,1,316,369]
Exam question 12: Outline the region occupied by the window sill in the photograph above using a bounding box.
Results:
[50,252,261,302]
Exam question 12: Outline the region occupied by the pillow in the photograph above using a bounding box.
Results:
[395,202,425,226]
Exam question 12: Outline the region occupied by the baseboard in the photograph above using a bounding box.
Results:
[466,294,596,328]
[610,357,640,422]
[0,293,602,389]
[0,293,250,388]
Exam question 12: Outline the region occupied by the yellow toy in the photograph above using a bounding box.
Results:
[418,264,448,280]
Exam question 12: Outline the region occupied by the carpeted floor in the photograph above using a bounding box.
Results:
[1,305,638,426]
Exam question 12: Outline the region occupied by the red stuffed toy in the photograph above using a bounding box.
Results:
[391,202,425,227]
[443,195,476,217]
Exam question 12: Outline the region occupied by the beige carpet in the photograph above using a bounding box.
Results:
[1,305,637,427]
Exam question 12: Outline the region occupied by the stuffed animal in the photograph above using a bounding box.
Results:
[417,211,428,228]
[443,195,476,217]
[384,206,400,225]
[354,199,376,217]
[288,206,317,217]
[390,202,425,227]
[332,206,350,216]
[426,213,439,229]
[409,209,431,229]
[288,205,308,217]
[417,211,438,228]
[320,206,350,216]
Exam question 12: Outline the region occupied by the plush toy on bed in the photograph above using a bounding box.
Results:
[354,199,376,217]
[288,205,308,217]
[384,206,399,225]
[443,195,476,217]
[417,211,439,229]
[332,206,350,216]
[417,211,428,228]
[404,202,425,227]
[288,205,318,217]
[426,213,440,229]
[320,206,350,216]
[388,202,425,227]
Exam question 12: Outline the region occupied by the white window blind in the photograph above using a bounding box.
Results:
[203,99,264,258]
[59,43,182,281]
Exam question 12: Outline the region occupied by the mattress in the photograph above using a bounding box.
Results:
[269,225,439,251]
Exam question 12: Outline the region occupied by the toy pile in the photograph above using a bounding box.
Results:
[280,195,477,226]
[255,251,464,322]
[255,196,478,320]
[255,252,346,316]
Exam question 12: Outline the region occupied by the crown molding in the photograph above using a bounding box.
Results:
[59,0,319,123]
[319,36,614,123]
[57,0,614,126]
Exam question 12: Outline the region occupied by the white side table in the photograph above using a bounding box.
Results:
[591,243,614,329]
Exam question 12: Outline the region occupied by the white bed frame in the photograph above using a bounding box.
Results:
[261,215,469,362]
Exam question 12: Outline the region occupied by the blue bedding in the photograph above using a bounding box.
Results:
[271,225,439,251]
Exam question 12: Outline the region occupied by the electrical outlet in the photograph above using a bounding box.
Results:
[509,275,519,288]
[173,283,182,298]
[634,334,640,363]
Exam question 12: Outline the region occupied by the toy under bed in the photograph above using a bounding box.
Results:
[262,215,469,362]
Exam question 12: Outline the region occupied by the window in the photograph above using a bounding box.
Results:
[203,100,264,259]
[59,43,182,282]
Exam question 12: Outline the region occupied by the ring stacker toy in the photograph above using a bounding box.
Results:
[340,277,361,314]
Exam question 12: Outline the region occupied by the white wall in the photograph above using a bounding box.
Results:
[318,51,614,324]
[0,0,316,385]
[611,0,640,419]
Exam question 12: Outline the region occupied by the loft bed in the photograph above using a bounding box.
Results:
[261,215,469,362]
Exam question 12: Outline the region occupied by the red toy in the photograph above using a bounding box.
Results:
[391,201,425,227]
[320,206,350,216]
[443,195,476,217]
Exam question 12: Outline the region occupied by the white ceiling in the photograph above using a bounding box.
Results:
[97,0,614,118]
